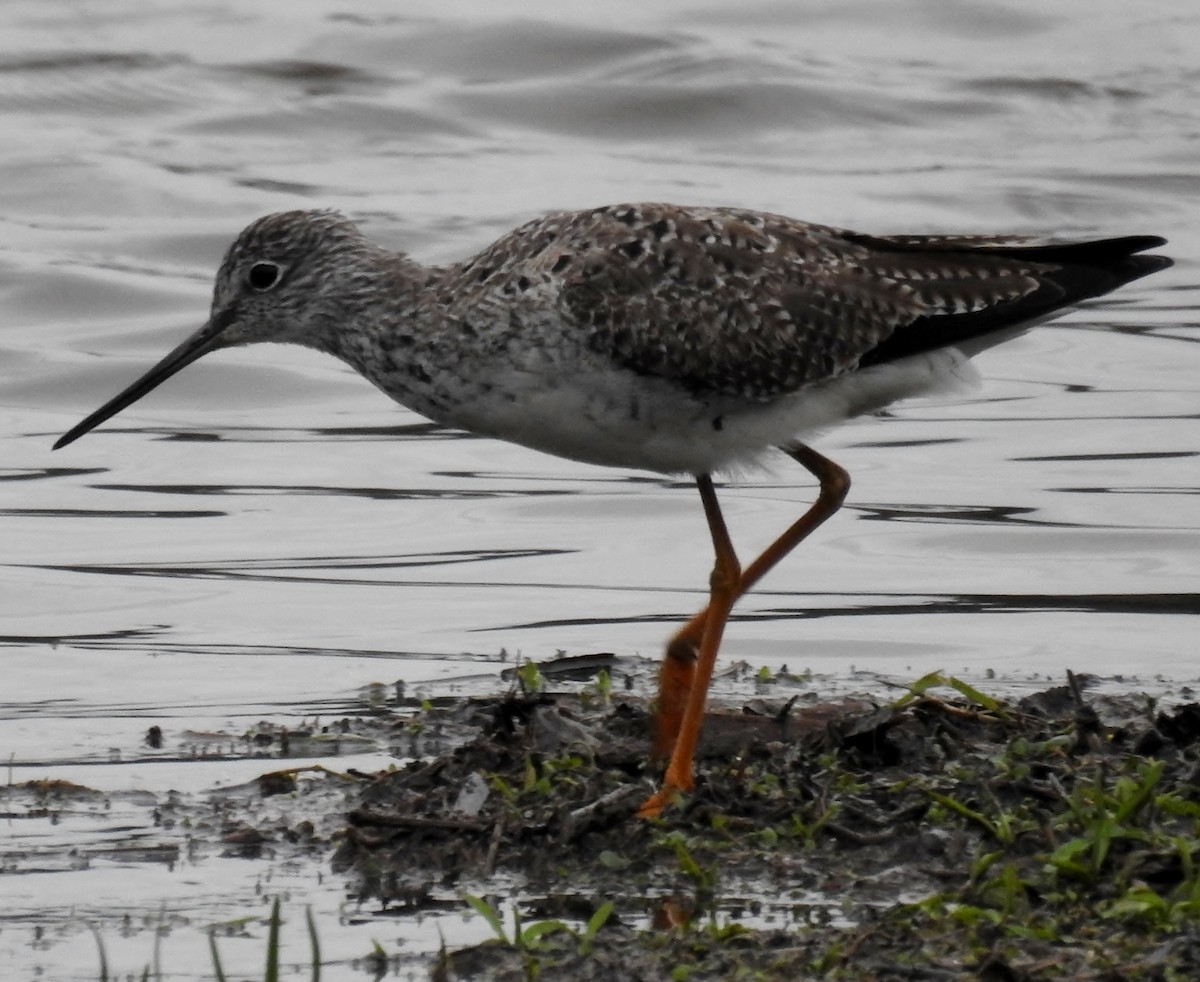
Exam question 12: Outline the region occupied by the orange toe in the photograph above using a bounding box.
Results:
[636,785,683,819]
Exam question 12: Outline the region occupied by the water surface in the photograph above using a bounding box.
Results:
[1,1,1197,978]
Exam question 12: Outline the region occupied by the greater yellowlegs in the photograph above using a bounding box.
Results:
[54,204,1171,817]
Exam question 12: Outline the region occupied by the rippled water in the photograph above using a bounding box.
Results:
[2,0,1197,978]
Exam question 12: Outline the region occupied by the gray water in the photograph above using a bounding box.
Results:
[2,0,1198,978]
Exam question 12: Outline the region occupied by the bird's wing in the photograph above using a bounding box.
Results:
[553,205,1043,401]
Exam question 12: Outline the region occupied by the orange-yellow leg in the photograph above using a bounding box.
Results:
[650,442,851,763]
[638,474,741,818]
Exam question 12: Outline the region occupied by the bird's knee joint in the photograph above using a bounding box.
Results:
[665,634,699,665]
[709,559,741,596]
[827,466,851,503]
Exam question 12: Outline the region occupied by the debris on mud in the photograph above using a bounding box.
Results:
[336,658,1200,980]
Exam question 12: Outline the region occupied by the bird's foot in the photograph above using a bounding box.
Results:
[636,757,695,818]
[636,784,685,819]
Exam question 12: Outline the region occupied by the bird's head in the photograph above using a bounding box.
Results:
[54,210,373,450]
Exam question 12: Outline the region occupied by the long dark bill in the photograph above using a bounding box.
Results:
[53,312,232,450]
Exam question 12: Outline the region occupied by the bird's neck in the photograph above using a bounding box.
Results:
[303,253,465,423]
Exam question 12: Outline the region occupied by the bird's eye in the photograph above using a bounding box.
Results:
[246,262,282,291]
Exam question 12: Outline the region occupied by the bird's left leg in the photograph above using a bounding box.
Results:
[650,443,849,760]
[637,474,741,818]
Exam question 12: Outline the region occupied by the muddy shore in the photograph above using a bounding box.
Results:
[330,658,1200,980]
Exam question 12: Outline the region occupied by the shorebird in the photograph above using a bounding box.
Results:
[54,204,1171,817]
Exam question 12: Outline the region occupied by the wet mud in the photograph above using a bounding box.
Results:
[334,660,1200,980]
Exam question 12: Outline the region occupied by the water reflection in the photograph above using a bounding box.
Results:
[855,503,1055,527]
[497,589,1200,631]
[2,505,224,518]
[41,547,576,584]
[93,480,576,500]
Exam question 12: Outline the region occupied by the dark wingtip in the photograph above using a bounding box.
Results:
[1135,253,1174,273]
[1110,236,1173,277]
[1116,249,1173,286]
[1117,234,1168,253]
[978,234,1173,291]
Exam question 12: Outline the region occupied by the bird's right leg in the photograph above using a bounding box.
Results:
[651,442,850,759]
[638,473,741,818]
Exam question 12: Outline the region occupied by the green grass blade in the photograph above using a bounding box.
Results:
[1115,760,1165,824]
[208,929,227,982]
[79,918,109,982]
[519,919,569,950]
[924,789,1003,842]
[265,897,282,982]
[580,901,614,954]
[464,894,509,943]
[306,905,321,982]
[893,670,946,706]
[944,676,1002,712]
[152,905,166,982]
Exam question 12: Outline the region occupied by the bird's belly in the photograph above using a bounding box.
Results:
[433,367,721,473]
[417,346,981,476]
